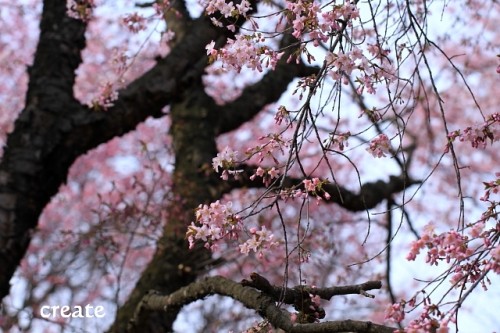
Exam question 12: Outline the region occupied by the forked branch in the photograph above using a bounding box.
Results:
[130,274,395,333]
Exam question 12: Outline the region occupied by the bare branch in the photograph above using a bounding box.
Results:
[131,275,396,333]
[242,272,382,301]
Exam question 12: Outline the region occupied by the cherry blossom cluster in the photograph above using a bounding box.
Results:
[274,105,290,125]
[66,0,96,21]
[124,0,175,24]
[327,131,351,151]
[212,146,243,180]
[367,43,391,59]
[384,302,405,323]
[480,172,500,202]
[284,2,397,96]
[291,178,331,204]
[386,298,452,333]
[249,166,280,187]
[473,209,500,278]
[206,35,284,72]
[326,48,366,81]
[111,49,129,76]
[204,0,252,20]
[152,0,171,15]
[187,200,242,251]
[121,13,147,33]
[366,134,391,158]
[447,112,499,149]
[303,177,331,201]
[286,0,322,41]
[326,46,395,92]
[403,307,451,333]
[286,1,359,43]
[406,224,468,263]
[186,202,278,256]
[279,188,309,201]
[239,226,278,256]
[89,82,118,110]
[213,140,286,185]
[476,169,499,231]
[276,178,331,204]
[245,133,289,165]
[407,221,500,287]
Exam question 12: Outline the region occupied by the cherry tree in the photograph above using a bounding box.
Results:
[0,0,498,332]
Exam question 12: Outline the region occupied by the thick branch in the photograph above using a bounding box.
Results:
[0,0,86,299]
[321,175,420,211]
[221,164,420,211]
[27,0,86,97]
[162,0,190,46]
[0,11,228,301]
[242,272,382,303]
[108,85,222,333]
[131,275,396,333]
[289,320,397,333]
[63,10,256,158]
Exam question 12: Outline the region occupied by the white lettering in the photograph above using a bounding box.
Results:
[60,305,71,318]
[40,306,51,318]
[39,304,105,319]
[95,306,105,318]
[52,306,59,318]
[72,305,84,318]
[85,304,94,318]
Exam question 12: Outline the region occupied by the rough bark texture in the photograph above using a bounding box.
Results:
[0,0,232,301]
[0,0,87,299]
[108,81,223,333]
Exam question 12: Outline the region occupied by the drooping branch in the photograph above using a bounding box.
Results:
[130,275,396,333]
[216,32,319,135]
[220,164,421,212]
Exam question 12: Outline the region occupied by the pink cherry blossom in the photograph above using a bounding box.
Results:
[212,146,240,173]
[122,13,147,33]
[367,134,391,158]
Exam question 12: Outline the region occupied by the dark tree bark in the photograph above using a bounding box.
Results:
[0,1,416,332]
[0,0,87,299]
